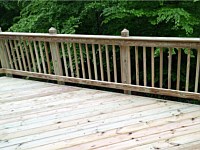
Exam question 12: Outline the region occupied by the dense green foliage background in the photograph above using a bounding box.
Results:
[1,1,200,100]
[1,0,200,37]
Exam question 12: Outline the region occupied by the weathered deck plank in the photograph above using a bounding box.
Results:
[0,77,199,150]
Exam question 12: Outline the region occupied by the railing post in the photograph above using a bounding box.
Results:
[120,29,131,94]
[0,27,10,69]
[49,27,63,84]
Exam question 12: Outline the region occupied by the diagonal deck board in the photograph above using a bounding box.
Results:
[0,77,199,150]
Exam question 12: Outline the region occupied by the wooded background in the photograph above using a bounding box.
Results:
[1,1,200,98]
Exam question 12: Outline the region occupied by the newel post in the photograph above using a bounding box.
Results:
[0,27,10,69]
[49,27,63,84]
[121,29,131,94]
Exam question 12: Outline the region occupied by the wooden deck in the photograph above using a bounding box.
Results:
[0,77,200,150]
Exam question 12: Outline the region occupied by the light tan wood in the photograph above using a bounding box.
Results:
[1,31,200,48]
[195,49,200,92]
[135,46,139,85]
[49,41,63,76]
[14,40,23,70]
[19,40,27,71]
[120,29,131,94]
[33,41,41,73]
[151,47,154,87]
[168,48,172,89]
[99,44,104,81]
[105,45,111,82]
[85,44,91,79]
[143,46,147,86]
[9,40,18,70]
[112,45,117,82]
[185,49,191,91]
[21,111,200,150]
[92,44,98,80]
[0,77,199,150]
[39,41,47,74]
[160,48,163,88]
[0,39,10,69]
[4,69,200,100]
[44,42,51,74]
[28,41,36,72]
[61,42,68,76]
[176,48,181,90]
[4,40,13,69]
[23,41,31,71]
[67,43,74,77]
[79,43,85,79]
[73,43,79,78]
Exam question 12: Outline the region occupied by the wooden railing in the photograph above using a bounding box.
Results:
[0,27,199,100]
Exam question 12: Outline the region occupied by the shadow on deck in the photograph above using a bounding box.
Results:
[0,77,200,150]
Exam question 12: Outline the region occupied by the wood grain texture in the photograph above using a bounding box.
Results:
[79,43,85,79]
[168,48,172,89]
[112,45,117,82]
[9,40,18,70]
[73,43,79,78]
[195,49,200,93]
[85,44,91,79]
[0,77,199,150]
[160,48,163,88]
[92,44,98,80]
[28,41,36,72]
[176,48,181,90]
[3,69,200,100]
[135,46,139,85]
[14,40,23,70]
[67,43,74,77]
[23,40,31,71]
[99,44,104,81]
[61,42,68,76]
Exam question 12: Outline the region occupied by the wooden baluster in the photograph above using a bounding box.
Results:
[176,48,181,90]
[168,48,172,89]
[67,43,74,77]
[39,41,47,74]
[23,41,31,71]
[79,43,86,79]
[151,47,154,87]
[28,41,36,72]
[120,29,131,94]
[44,42,51,74]
[185,49,191,91]
[112,45,117,82]
[195,49,200,92]
[9,40,18,70]
[73,43,79,78]
[143,46,147,86]
[160,48,163,88]
[19,41,27,71]
[105,45,110,82]
[61,42,68,76]
[99,44,104,81]
[0,28,10,69]
[85,44,91,79]
[14,40,23,70]
[33,41,41,73]
[5,40,13,69]
[135,46,139,85]
[49,27,63,77]
[92,44,98,80]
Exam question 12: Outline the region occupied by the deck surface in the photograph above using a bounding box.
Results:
[0,77,200,150]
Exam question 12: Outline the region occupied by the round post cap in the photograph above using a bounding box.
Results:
[121,29,129,37]
[49,27,57,34]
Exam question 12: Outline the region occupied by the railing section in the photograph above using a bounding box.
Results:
[0,28,199,100]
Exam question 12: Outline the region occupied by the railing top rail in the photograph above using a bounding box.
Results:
[0,31,200,42]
